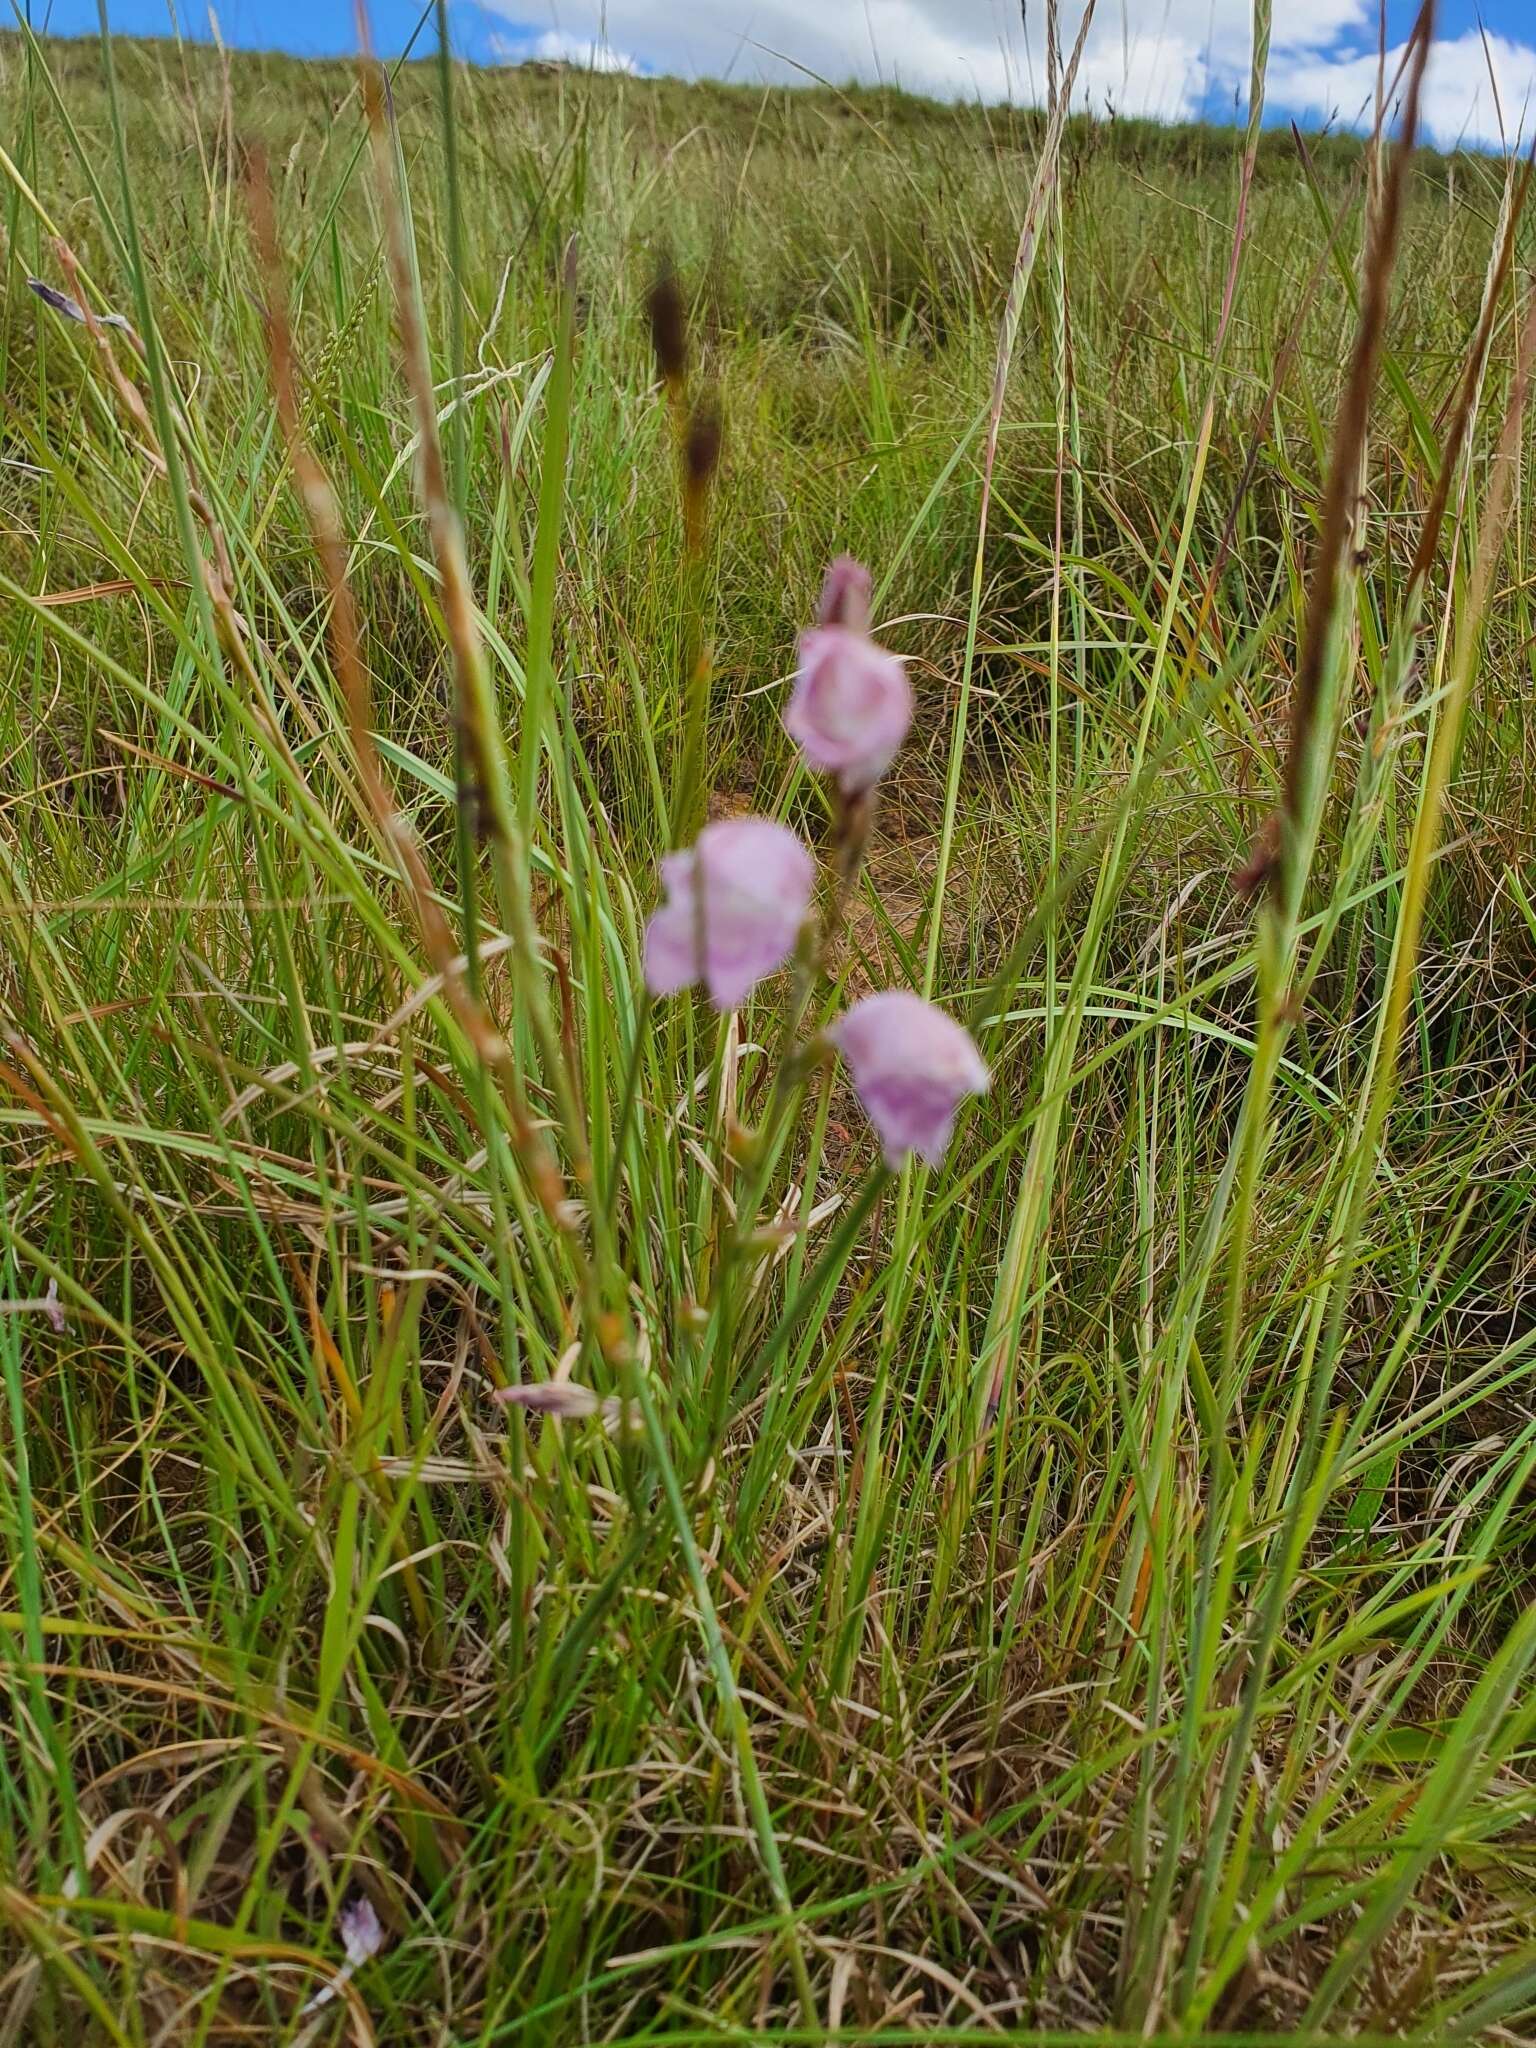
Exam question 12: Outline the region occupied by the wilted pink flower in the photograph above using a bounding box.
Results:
[493,1381,638,1435]
[27,278,133,333]
[645,818,814,1009]
[492,1381,603,1421]
[784,557,912,795]
[832,991,989,1167]
[0,1278,66,1335]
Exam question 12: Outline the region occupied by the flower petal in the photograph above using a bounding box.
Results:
[784,621,912,795]
[644,818,814,1008]
[833,991,988,1167]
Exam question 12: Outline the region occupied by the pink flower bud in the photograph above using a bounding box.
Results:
[645,817,814,1009]
[831,991,989,1167]
[784,560,912,794]
[817,554,871,632]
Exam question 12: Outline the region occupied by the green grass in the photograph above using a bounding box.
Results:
[2,17,1536,2042]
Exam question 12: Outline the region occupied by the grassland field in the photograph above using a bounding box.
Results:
[2,20,1536,2043]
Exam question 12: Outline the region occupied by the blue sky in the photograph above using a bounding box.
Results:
[17,1,1536,149]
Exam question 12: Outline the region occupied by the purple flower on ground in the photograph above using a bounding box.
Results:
[783,556,913,795]
[645,817,814,1009]
[832,991,989,1167]
[299,1896,384,2018]
[493,1381,602,1420]
[338,1898,384,1969]
[493,1381,637,1435]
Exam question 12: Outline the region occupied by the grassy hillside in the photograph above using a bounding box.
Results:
[2,23,1535,2043]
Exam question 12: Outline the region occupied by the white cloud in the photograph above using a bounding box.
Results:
[530,27,638,72]
[1073,30,1209,121]
[486,24,639,72]
[1269,30,1536,149]
[478,0,1369,108]
[476,2,1536,152]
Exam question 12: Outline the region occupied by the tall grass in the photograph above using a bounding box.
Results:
[2,15,1535,2042]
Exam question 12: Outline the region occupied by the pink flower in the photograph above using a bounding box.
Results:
[784,557,912,794]
[645,818,814,1009]
[832,991,989,1167]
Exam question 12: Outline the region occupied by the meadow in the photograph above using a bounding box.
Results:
[2,14,1536,2041]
